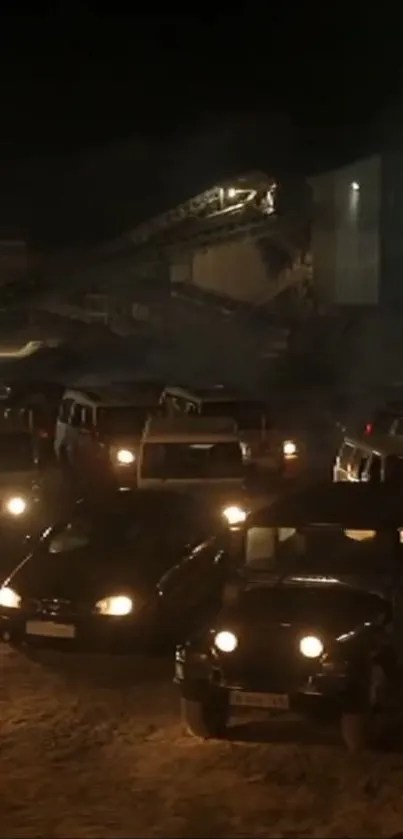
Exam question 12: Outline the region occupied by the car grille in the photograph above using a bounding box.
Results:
[23,597,89,620]
[220,628,316,691]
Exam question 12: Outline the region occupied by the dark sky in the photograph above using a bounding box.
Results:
[0,9,402,247]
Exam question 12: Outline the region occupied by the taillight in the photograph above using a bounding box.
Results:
[365,423,373,435]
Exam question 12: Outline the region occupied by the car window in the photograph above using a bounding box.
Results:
[49,519,91,554]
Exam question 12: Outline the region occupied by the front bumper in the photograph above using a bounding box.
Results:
[175,651,356,715]
[0,603,160,651]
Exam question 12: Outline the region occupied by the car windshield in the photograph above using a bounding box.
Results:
[244,524,400,575]
[141,441,244,479]
[48,497,212,561]
[0,433,34,471]
[201,400,266,430]
[98,406,154,435]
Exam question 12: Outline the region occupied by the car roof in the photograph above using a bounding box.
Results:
[73,488,215,518]
[249,482,403,529]
[64,384,162,408]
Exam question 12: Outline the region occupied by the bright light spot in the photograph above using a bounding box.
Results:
[116,449,135,465]
[299,635,324,659]
[222,505,247,526]
[0,586,21,609]
[6,496,27,516]
[351,181,360,191]
[96,595,133,616]
[283,440,297,457]
[344,529,376,541]
[215,630,238,653]
[227,187,237,199]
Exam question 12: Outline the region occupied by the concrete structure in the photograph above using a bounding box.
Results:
[310,152,403,308]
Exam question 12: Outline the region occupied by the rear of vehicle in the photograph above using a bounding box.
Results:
[138,417,248,521]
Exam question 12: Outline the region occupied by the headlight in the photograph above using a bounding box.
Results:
[95,595,133,616]
[214,630,238,652]
[283,440,297,457]
[299,635,324,659]
[116,449,136,465]
[0,586,21,609]
[5,496,27,516]
[222,505,247,526]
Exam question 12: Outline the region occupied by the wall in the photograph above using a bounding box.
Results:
[380,147,403,307]
[310,156,380,305]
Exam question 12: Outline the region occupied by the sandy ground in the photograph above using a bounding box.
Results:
[1,645,403,837]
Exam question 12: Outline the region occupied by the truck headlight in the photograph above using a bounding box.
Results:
[222,505,247,526]
[95,595,133,616]
[299,635,324,659]
[116,449,136,465]
[5,496,27,516]
[0,586,21,609]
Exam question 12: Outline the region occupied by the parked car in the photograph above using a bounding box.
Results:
[0,489,234,651]
[175,482,403,751]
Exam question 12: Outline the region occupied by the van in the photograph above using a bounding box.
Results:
[138,415,244,492]
[54,384,162,489]
[159,385,292,472]
[334,434,403,485]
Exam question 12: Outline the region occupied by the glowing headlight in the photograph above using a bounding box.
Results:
[0,586,21,609]
[95,595,133,616]
[222,505,247,526]
[116,449,136,465]
[299,635,324,659]
[283,440,297,457]
[214,630,238,653]
[5,496,27,516]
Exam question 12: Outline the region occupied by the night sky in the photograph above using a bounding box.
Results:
[0,9,402,247]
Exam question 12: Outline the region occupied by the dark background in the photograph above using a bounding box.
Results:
[0,9,402,245]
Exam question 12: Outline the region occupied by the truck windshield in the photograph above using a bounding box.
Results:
[98,406,154,435]
[141,441,243,479]
[0,433,34,471]
[201,401,266,430]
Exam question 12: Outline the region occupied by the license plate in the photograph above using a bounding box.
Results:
[25,621,76,639]
[230,690,289,710]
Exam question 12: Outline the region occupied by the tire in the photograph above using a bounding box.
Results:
[181,693,229,740]
[340,663,386,752]
[340,712,366,753]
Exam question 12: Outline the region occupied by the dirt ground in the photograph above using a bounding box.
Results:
[1,645,403,837]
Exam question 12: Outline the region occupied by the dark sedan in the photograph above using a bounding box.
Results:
[175,482,403,751]
[0,490,229,651]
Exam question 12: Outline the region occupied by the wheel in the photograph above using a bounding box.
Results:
[340,663,387,752]
[340,712,366,753]
[181,692,229,739]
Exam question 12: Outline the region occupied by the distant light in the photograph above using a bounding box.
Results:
[227,187,236,199]
[351,181,360,192]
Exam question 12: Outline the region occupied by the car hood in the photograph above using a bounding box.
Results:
[216,577,387,640]
[8,545,175,603]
